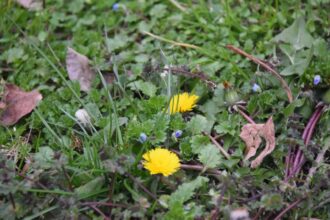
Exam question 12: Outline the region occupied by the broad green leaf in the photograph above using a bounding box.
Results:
[214,121,236,136]
[190,135,210,154]
[75,176,105,198]
[260,193,283,211]
[280,48,313,76]
[151,113,169,144]
[149,4,168,18]
[273,16,314,50]
[106,34,131,52]
[128,80,157,97]
[168,176,209,208]
[34,147,55,169]
[187,115,213,134]
[198,144,222,168]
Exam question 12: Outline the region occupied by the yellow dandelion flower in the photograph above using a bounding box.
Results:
[142,148,180,176]
[168,92,199,114]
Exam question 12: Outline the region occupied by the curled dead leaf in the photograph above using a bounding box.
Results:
[16,0,43,10]
[66,47,95,92]
[239,117,275,168]
[0,84,42,126]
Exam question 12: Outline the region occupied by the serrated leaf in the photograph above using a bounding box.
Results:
[151,113,169,144]
[168,176,209,208]
[190,135,210,154]
[128,80,157,97]
[273,16,314,50]
[34,147,54,169]
[261,193,283,211]
[198,144,222,168]
[214,121,236,136]
[187,115,213,134]
[106,34,131,52]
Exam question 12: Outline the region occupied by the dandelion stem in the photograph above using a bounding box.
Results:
[226,45,292,103]
[203,132,231,159]
[89,205,110,220]
[235,106,255,124]
[181,163,222,175]
[126,172,158,200]
[274,197,305,220]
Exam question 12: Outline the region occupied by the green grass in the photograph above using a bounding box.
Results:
[0,0,330,219]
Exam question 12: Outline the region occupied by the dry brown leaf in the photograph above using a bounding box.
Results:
[239,117,275,168]
[0,84,42,126]
[0,102,6,109]
[16,0,43,10]
[66,47,95,92]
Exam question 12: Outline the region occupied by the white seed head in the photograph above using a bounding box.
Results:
[230,208,250,220]
[75,109,91,126]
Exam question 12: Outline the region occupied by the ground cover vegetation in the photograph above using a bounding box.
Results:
[0,0,330,219]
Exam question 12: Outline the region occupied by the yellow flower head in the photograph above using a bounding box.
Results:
[142,148,180,176]
[169,92,199,114]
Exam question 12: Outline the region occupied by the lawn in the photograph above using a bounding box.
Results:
[0,0,330,219]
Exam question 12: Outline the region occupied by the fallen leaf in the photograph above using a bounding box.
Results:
[16,0,43,10]
[239,117,275,168]
[0,84,42,126]
[0,102,6,109]
[66,47,95,92]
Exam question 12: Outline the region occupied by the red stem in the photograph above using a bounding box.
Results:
[304,106,325,145]
[226,45,293,103]
[274,197,305,220]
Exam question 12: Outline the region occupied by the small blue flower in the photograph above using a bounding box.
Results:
[173,130,183,138]
[139,133,147,143]
[252,83,261,92]
[112,3,119,11]
[314,75,321,85]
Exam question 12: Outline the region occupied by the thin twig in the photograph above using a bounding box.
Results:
[274,197,305,220]
[89,205,110,220]
[168,0,187,12]
[253,208,264,220]
[126,172,158,200]
[235,105,256,124]
[143,31,201,49]
[226,45,292,103]
[9,193,16,210]
[107,173,116,217]
[163,66,217,89]
[61,165,73,192]
[180,163,222,175]
[203,132,231,159]
[81,201,130,209]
